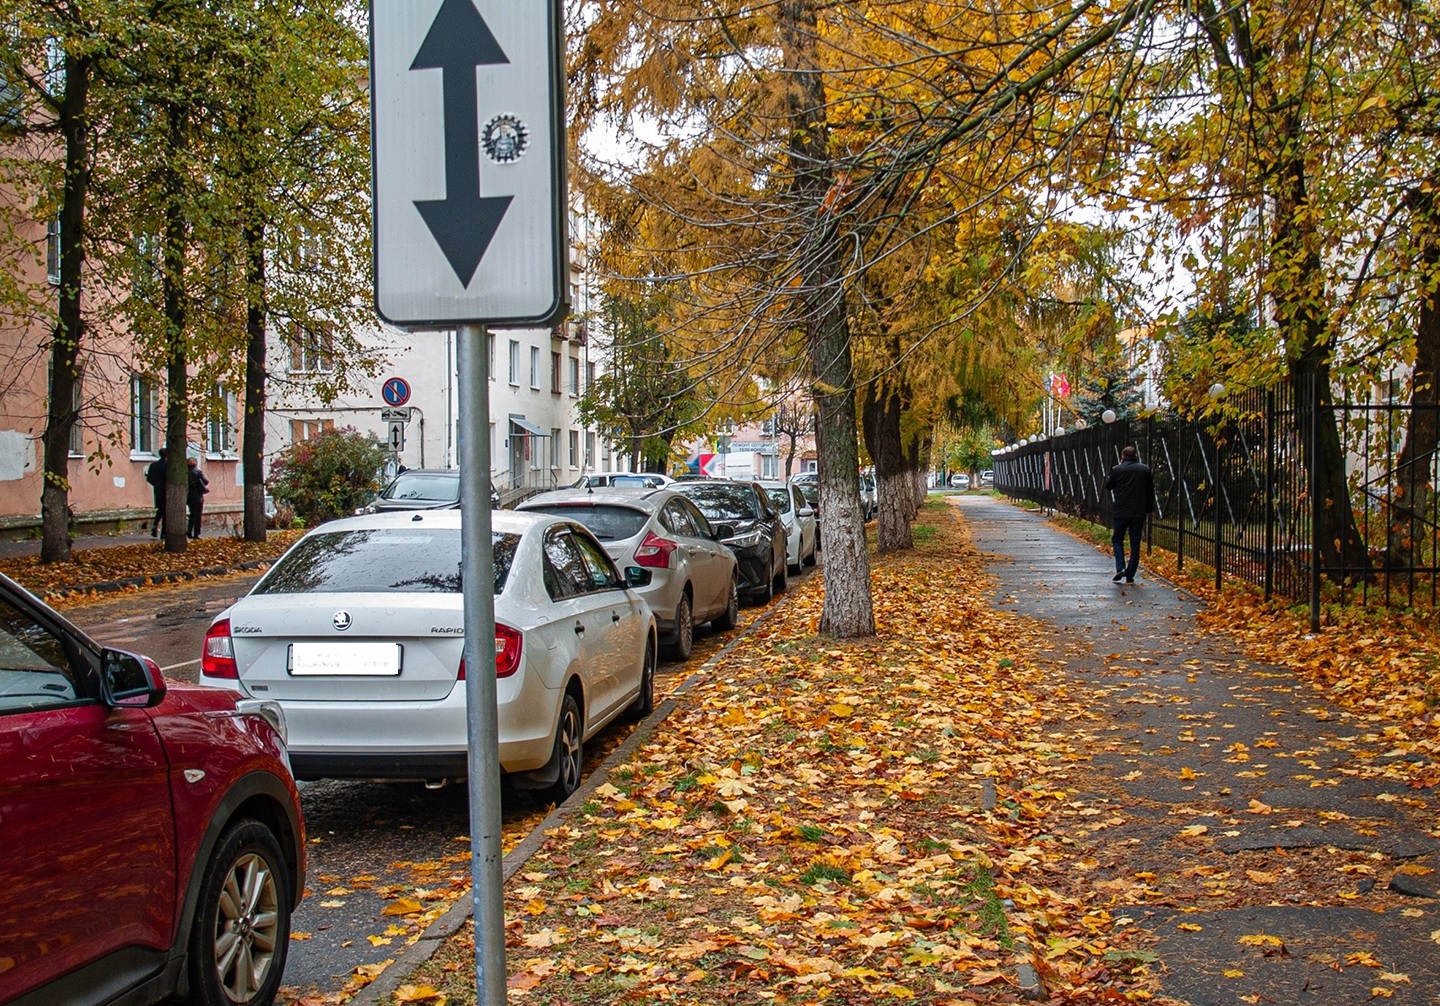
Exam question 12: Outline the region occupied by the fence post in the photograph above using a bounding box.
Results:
[1264,389,1274,601]
[1214,424,1223,592]
[1309,373,1322,632]
[1176,415,1186,571]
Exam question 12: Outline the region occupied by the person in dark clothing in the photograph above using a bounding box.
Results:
[144,447,168,538]
[1104,445,1155,584]
[186,457,209,539]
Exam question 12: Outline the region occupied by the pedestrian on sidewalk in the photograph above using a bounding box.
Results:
[145,447,169,538]
[1105,444,1154,584]
[186,457,209,540]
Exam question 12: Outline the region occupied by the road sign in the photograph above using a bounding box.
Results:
[388,422,406,452]
[382,377,412,407]
[371,0,567,327]
[380,406,413,423]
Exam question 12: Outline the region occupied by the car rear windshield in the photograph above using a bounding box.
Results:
[380,472,459,503]
[681,484,759,520]
[253,528,518,595]
[523,505,648,541]
[764,488,792,513]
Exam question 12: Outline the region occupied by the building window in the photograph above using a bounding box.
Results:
[289,418,333,442]
[568,429,579,467]
[69,377,83,456]
[45,217,60,286]
[206,385,238,455]
[508,340,520,385]
[585,431,596,468]
[551,352,562,393]
[550,428,561,468]
[44,37,65,93]
[130,374,161,454]
[568,356,580,396]
[530,346,540,389]
[488,333,496,381]
[761,453,778,479]
[586,361,596,393]
[289,321,334,373]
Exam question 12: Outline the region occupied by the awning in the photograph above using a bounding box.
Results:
[509,417,550,437]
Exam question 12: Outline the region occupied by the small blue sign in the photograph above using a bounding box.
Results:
[382,377,411,407]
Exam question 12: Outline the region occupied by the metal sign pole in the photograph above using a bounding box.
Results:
[457,322,507,1004]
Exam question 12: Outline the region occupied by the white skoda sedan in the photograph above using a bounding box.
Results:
[199,510,657,799]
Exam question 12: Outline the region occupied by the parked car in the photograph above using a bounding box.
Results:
[859,473,877,519]
[0,572,304,1006]
[792,480,822,549]
[571,471,674,489]
[950,472,970,489]
[364,468,499,513]
[758,480,818,572]
[980,469,994,487]
[518,488,739,660]
[675,479,788,602]
[200,510,656,799]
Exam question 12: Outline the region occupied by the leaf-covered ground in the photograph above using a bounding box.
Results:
[0,531,304,601]
[395,500,1129,1005]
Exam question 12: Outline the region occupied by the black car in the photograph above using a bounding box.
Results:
[366,468,499,512]
[676,479,787,601]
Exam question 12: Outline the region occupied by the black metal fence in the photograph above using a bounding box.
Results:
[993,379,1440,625]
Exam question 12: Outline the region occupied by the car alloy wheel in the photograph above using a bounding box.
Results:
[668,593,694,661]
[191,821,290,1006]
[715,575,739,630]
[547,694,584,801]
[628,635,656,719]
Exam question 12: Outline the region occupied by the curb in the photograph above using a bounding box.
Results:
[347,582,801,1006]
[40,558,275,602]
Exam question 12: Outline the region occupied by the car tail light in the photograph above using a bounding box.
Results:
[457,623,524,679]
[495,623,523,678]
[633,531,677,569]
[201,619,238,679]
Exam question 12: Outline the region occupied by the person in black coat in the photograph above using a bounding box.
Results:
[186,457,209,540]
[1104,445,1155,584]
[144,447,168,538]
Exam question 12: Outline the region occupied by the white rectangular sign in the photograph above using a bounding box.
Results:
[289,643,403,676]
[371,0,566,327]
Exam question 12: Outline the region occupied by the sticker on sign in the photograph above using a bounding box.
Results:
[371,0,567,327]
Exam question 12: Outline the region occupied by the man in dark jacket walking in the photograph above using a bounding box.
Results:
[1104,445,1155,584]
[144,447,168,538]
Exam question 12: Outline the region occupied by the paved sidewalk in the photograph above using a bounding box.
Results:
[0,525,227,560]
[955,495,1439,1005]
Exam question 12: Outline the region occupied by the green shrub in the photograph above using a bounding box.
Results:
[267,427,389,526]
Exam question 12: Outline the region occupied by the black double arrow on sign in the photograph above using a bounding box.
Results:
[410,0,514,287]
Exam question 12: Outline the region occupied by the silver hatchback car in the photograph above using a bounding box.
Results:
[519,488,739,661]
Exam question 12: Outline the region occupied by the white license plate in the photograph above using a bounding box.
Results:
[288,643,403,676]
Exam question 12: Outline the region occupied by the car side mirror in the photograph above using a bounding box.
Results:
[798,507,814,517]
[624,566,653,588]
[101,648,167,708]
[712,522,735,540]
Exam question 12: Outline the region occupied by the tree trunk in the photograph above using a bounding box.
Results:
[862,381,911,552]
[908,435,927,517]
[780,0,873,637]
[161,96,190,554]
[784,430,798,478]
[39,55,92,564]
[242,219,268,542]
[1385,184,1440,572]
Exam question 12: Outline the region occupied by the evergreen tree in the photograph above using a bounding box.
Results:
[1071,356,1146,425]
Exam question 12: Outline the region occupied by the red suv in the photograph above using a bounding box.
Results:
[0,573,305,1006]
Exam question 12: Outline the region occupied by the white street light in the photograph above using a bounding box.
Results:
[1208,383,1226,399]
[1102,409,1117,424]
[1075,418,1087,430]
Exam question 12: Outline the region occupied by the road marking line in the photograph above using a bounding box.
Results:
[162,657,201,672]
